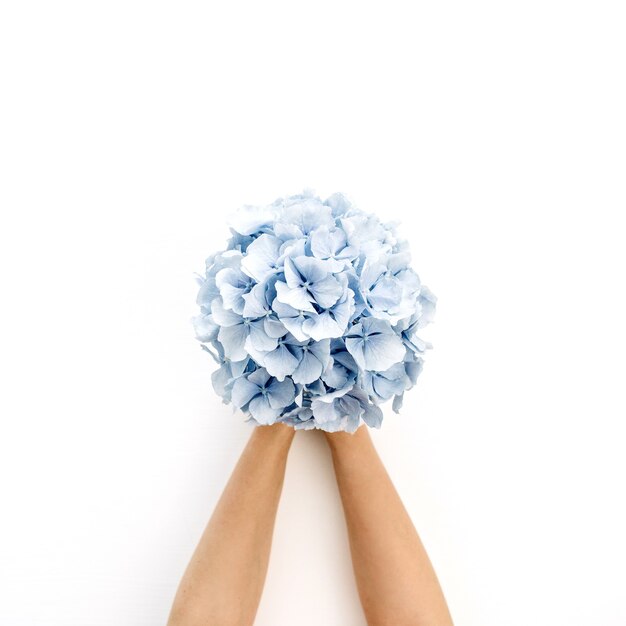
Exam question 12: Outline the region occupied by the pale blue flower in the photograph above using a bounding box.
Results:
[226,230,257,254]
[279,406,316,429]
[395,287,437,354]
[416,285,437,328]
[240,279,288,351]
[210,297,250,361]
[291,339,331,385]
[254,333,302,381]
[392,353,424,413]
[212,356,252,404]
[276,196,335,236]
[196,250,242,314]
[363,363,408,402]
[345,317,406,372]
[300,277,355,341]
[212,297,284,359]
[192,313,218,344]
[360,253,420,323]
[311,387,383,432]
[321,339,358,391]
[231,368,296,425]
[240,234,283,283]
[248,333,331,385]
[270,299,310,341]
[228,204,277,236]
[194,191,436,432]
[216,267,254,314]
[340,212,393,258]
[275,256,342,311]
[310,225,358,271]
[325,192,352,218]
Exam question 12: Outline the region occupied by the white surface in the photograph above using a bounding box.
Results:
[1,1,625,625]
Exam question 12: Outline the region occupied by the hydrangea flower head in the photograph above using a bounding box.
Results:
[194,190,436,432]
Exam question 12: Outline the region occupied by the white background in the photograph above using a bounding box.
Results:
[1,1,625,625]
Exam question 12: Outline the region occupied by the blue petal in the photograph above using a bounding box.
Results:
[267,378,296,409]
[308,339,331,367]
[392,393,404,413]
[308,274,341,308]
[228,204,276,236]
[301,290,353,340]
[361,402,383,428]
[271,300,310,341]
[362,332,405,371]
[193,314,218,342]
[212,363,234,400]
[196,278,219,310]
[292,347,324,385]
[264,316,288,339]
[278,198,334,235]
[292,255,331,284]
[242,282,269,318]
[368,276,402,310]
[364,363,407,400]
[344,336,366,370]
[321,361,351,390]
[291,417,318,430]
[405,357,424,384]
[301,311,344,340]
[416,286,437,327]
[337,394,363,420]
[262,342,300,381]
[274,223,303,241]
[345,318,405,371]
[330,340,359,372]
[248,395,280,424]
[247,368,272,387]
[310,226,356,270]
[211,297,242,327]
[311,398,339,424]
[231,376,260,409]
[216,268,252,314]
[246,319,279,352]
[218,324,249,361]
[275,280,316,312]
[283,256,303,288]
[310,225,340,258]
[241,234,282,282]
[324,192,351,217]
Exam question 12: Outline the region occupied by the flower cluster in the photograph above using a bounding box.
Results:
[194,191,436,432]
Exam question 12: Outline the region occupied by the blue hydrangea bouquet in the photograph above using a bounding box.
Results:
[193,191,436,432]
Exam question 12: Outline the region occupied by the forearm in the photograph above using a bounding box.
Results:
[326,427,453,626]
[168,424,295,626]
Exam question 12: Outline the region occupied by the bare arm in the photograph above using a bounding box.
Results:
[167,424,295,626]
[325,426,454,626]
